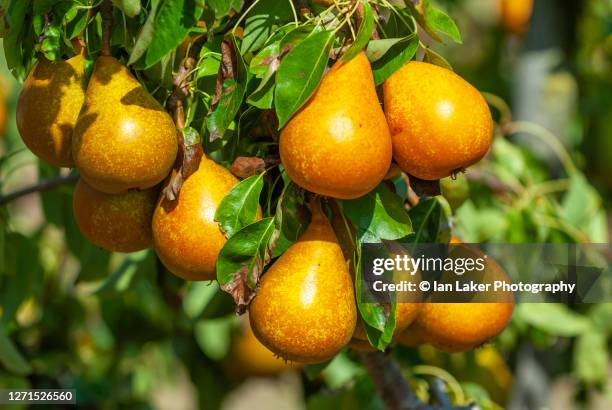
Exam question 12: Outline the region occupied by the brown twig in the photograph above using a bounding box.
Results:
[100,0,113,56]
[0,174,79,206]
[360,351,475,410]
[167,58,196,129]
[162,39,205,201]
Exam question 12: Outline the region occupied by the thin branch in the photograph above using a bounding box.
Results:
[0,174,79,206]
[162,39,205,201]
[360,351,475,410]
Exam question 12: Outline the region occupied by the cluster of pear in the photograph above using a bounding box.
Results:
[280,52,493,198]
[16,45,504,364]
[253,52,500,362]
[16,52,242,281]
[351,238,514,354]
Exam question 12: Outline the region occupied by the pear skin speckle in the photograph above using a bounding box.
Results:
[73,179,156,252]
[280,52,392,199]
[249,200,357,363]
[152,157,240,281]
[383,61,493,181]
[17,55,86,167]
[73,56,177,193]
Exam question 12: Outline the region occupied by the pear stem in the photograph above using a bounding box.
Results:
[0,173,79,206]
[100,0,113,57]
[360,351,475,410]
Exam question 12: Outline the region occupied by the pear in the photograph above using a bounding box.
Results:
[152,156,240,281]
[405,242,514,353]
[249,199,357,363]
[383,61,493,180]
[280,52,392,199]
[73,56,178,194]
[16,54,86,167]
[73,179,156,252]
[225,316,301,378]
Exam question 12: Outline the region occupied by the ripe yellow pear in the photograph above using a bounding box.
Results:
[249,199,357,363]
[16,54,86,167]
[407,242,514,353]
[280,52,392,199]
[500,0,533,34]
[73,56,177,193]
[152,156,240,281]
[73,179,156,252]
[383,61,493,180]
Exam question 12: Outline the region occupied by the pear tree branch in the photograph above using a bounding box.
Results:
[0,174,79,206]
[360,351,476,410]
[100,0,113,56]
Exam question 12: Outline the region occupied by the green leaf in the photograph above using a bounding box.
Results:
[342,184,412,243]
[143,0,205,68]
[341,0,373,62]
[354,240,396,350]
[247,42,281,108]
[561,173,603,235]
[206,79,246,140]
[111,0,141,17]
[425,5,462,44]
[207,0,243,18]
[370,36,418,85]
[423,47,453,71]
[216,217,276,286]
[241,0,293,54]
[514,303,590,336]
[405,197,451,243]
[183,281,221,319]
[3,0,30,80]
[304,360,332,381]
[94,251,153,295]
[275,30,334,128]
[194,317,234,360]
[128,0,162,65]
[0,327,32,375]
[406,0,462,44]
[215,174,264,238]
[33,0,62,15]
[574,326,609,384]
[273,181,310,256]
[366,37,408,62]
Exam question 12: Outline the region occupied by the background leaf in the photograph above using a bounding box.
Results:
[0,327,32,375]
